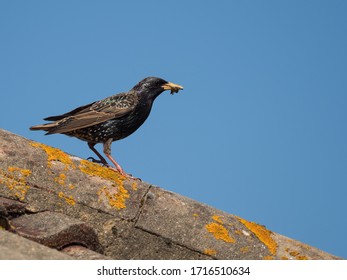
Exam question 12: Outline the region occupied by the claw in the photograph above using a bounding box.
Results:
[87,156,98,162]
[87,157,108,166]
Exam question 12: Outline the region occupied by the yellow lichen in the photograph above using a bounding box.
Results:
[79,160,129,210]
[212,215,224,224]
[296,255,309,260]
[79,159,125,184]
[204,249,217,256]
[205,214,236,243]
[240,246,250,253]
[54,173,66,185]
[7,167,17,173]
[288,250,300,257]
[237,217,277,255]
[131,182,138,190]
[58,191,76,206]
[286,248,309,260]
[97,185,129,210]
[0,166,31,201]
[20,169,32,177]
[205,222,235,243]
[52,170,75,192]
[30,142,75,169]
[192,213,199,217]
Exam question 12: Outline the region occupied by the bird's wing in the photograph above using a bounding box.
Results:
[44,102,95,121]
[46,92,138,134]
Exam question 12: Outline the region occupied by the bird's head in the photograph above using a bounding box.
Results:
[133,77,183,99]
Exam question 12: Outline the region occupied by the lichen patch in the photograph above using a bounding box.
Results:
[79,159,126,184]
[54,173,66,185]
[79,160,129,210]
[97,185,129,210]
[237,217,277,255]
[204,248,217,256]
[212,215,224,224]
[30,142,75,169]
[58,191,76,206]
[285,248,309,260]
[131,182,138,190]
[0,166,31,201]
[205,222,235,243]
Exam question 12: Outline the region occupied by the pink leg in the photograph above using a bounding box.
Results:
[103,138,130,176]
[105,153,127,176]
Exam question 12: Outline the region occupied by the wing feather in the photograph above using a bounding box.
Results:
[40,91,138,134]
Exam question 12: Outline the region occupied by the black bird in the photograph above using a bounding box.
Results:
[30,77,183,176]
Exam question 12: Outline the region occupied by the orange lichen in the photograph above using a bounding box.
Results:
[212,215,224,224]
[20,169,32,177]
[79,159,126,184]
[97,185,129,210]
[58,191,76,206]
[263,255,274,260]
[54,173,66,185]
[52,171,75,191]
[296,255,309,260]
[237,217,277,255]
[285,248,309,260]
[0,166,31,201]
[204,249,217,256]
[131,182,138,190]
[30,142,75,169]
[240,246,250,253]
[288,250,300,257]
[281,256,289,260]
[79,159,129,210]
[205,222,235,243]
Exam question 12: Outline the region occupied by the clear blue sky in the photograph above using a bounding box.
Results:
[1,0,346,258]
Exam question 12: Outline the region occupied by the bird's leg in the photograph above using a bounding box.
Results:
[103,138,127,176]
[87,142,109,166]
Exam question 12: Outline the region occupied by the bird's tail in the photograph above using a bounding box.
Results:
[29,123,58,133]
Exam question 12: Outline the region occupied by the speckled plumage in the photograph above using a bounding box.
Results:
[60,92,141,143]
[30,77,183,176]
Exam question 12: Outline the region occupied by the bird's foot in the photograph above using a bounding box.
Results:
[87,157,141,180]
[106,166,141,181]
[126,173,142,181]
[87,157,108,165]
[106,165,126,176]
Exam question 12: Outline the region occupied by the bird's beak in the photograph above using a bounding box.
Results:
[162,82,184,94]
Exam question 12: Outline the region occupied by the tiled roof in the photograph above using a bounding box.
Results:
[0,129,341,260]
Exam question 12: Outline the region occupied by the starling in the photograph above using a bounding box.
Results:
[30,77,183,176]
